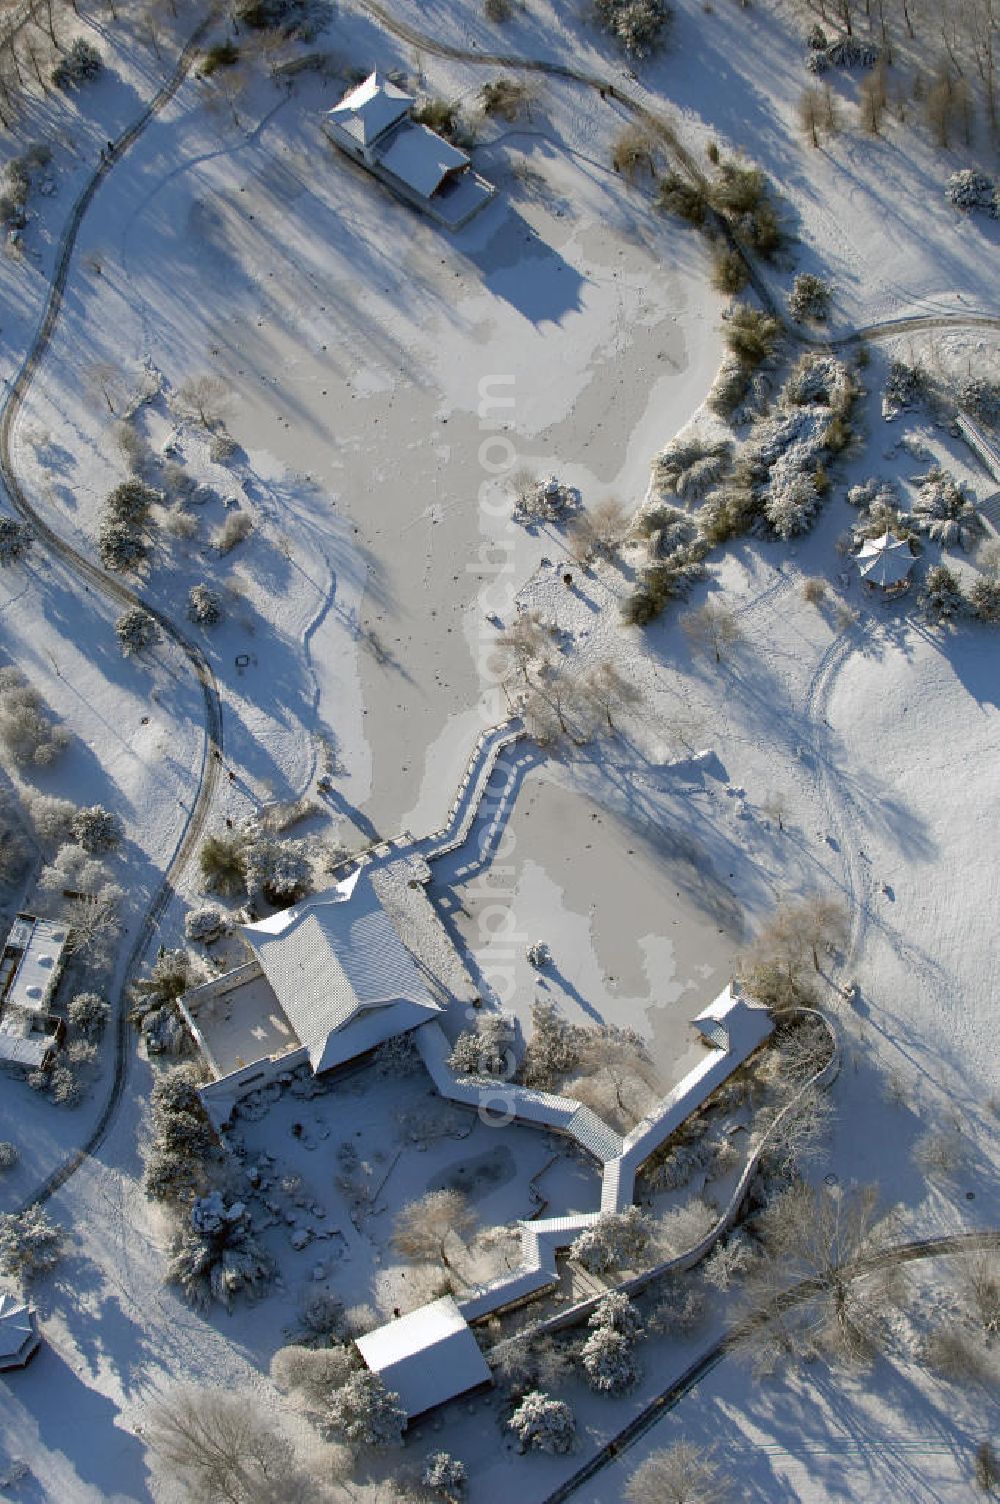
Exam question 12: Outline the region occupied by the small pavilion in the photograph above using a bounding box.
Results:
[855,530,914,591]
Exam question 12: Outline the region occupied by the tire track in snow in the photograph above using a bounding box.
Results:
[0,10,223,1211]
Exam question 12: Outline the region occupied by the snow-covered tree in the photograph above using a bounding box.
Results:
[765,472,822,540]
[98,516,148,573]
[787,272,831,323]
[27,792,77,847]
[187,583,223,625]
[970,574,1000,622]
[580,1324,640,1393]
[570,1206,652,1274]
[52,37,102,88]
[625,1440,733,1504]
[912,468,982,550]
[944,168,994,211]
[184,904,227,945]
[447,1011,515,1078]
[589,1289,644,1338]
[0,668,70,766]
[422,1451,468,1500]
[681,602,742,663]
[507,1391,576,1454]
[519,999,581,1088]
[323,1370,405,1450]
[392,1189,477,1271]
[242,834,312,907]
[143,1064,215,1203]
[71,804,123,855]
[0,1204,63,1280]
[921,563,965,621]
[68,991,110,1040]
[270,1343,355,1411]
[594,0,671,56]
[167,1193,274,1311]
[0,517,33,564]
[145,1385,323,1504]
[115,606,160,656]
[0,1142,18,1171]
[703,1232,756,1292]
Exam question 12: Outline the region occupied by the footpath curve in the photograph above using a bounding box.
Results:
[0,9,223,1210]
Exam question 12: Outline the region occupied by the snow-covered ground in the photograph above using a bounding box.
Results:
[0,0,999,1497]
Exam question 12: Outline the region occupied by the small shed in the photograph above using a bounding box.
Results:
[356,1295,491,1421]
[855,530,914,590]
[0,1291,40,1370]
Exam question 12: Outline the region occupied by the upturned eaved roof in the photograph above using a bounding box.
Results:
[356,1295,491,1420]
[0,1290,40,1369]
[377,122,470,199]
[856,530,914,587]
[242,872,440,1074]
[327,70,413,147]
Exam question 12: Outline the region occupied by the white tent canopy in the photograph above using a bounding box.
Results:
[856,530,914,587]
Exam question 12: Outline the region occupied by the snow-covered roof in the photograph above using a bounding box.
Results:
[242,872,440,1073]
[327,71,413,147]
[855,530,914,587]
[378,122,469,199]
[356,1295,491,1420]
[0,1290,39,1369]
[2,914,68,1014]
[693,985,772,1054]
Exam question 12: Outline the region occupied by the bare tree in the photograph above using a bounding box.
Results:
[145,1385,324,1502]
[735,1182,904,1370]
[681,602,742,664]
[392,1189,477,1273]
[173,374,232,430]
[859,63,888,132]
[496,609,549,690]
[626,1439,733,1504]
[749,894,849,984]
[582,660,641,732]
[568,497,628,563]
[799,85,825,146]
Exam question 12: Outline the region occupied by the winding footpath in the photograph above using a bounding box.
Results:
[0,10,222,1210]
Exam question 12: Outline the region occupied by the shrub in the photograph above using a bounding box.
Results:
[242,834,312,906]
[187,584,222,625]
[201,39,240,75]
[270,1342,355,1407]
[144,1066,216,1203]
[198,833,247,896]
[209,429,239,463]
[0,517,33,564]
[611,126,656,181]
[484,0,513,17]
[0,667,70,766]
[0,1205,63,1279]
[625,1442,733,1504]
[594,0,670,55]
[507,1391,576,1454]
[68,991,110,1040]
[413,97,469,146]
[657,171,707,225]
[213,510,253,554]
[71,805,123,854]
[52,38,102,90]
[184,904,227,945]
[0,1142,18,1171]
[519,999,580,1088]
[788,272,831,322]
[116,607,160,656]
[723,303,781,368]
[480,77,528,120]
[802,576,827,604]
[589,1290,643,1337]
[711,247,749,294]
